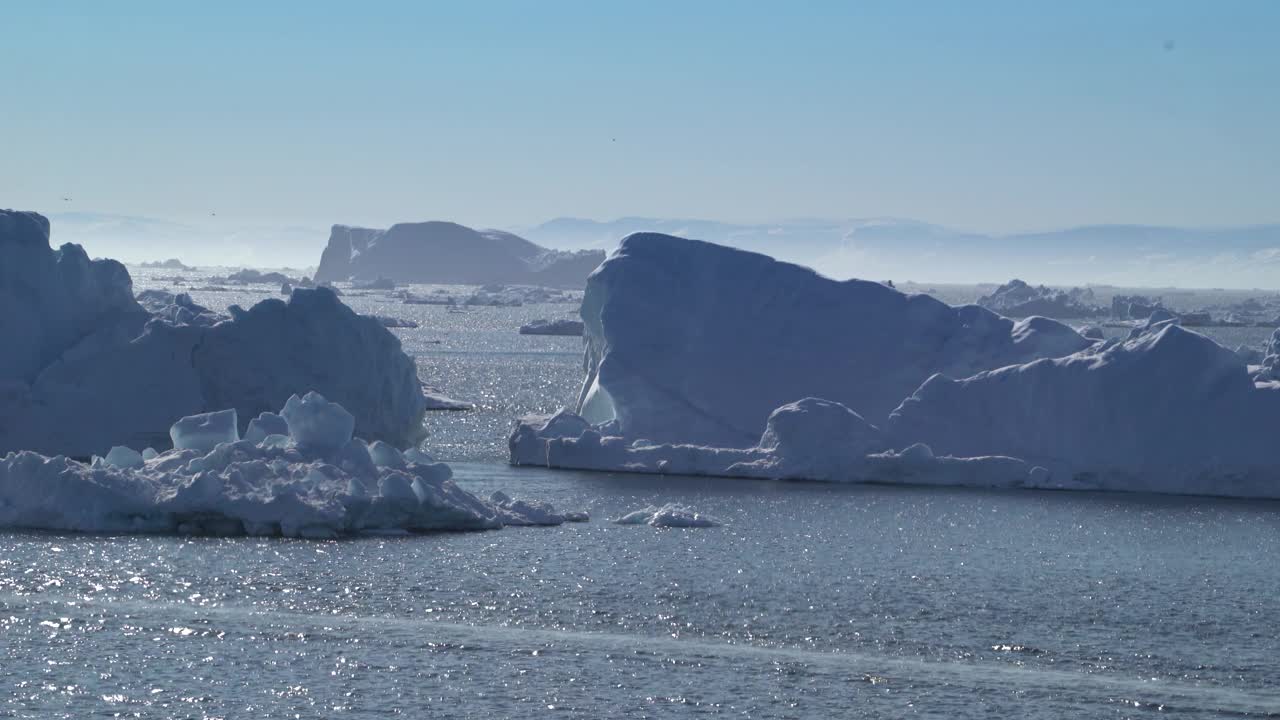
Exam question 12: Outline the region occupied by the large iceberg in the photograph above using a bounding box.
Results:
[885,323,1280,495]
[315,221,605,288]
[573,233,1090,448]
[511,234,1280,498]
[0,392,572,537]
[0,210,429,457]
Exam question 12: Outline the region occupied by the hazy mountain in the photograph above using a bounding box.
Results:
[525,217,1280,288]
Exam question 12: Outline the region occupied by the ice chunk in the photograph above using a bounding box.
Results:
[0,395,571,537]
[368,441,406,468]
[169,409,239,453]
[281,392,355,452]
[403,447,435,465]
[519,318,585,336]
[488,491,585,526]
[244,412,290,445]
[612,504,721,528]
[103,445,145,469]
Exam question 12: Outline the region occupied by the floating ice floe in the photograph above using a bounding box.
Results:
[612,504,721,528]
[519,318,585,336]
[0,210,433,457]
[0,392,576,538]
[511,235,1280,498]
[489,491,588,525]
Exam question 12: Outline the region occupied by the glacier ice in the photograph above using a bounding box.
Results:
[170,409,240,453]
[0,210,432,457]
[0,393,576,537]
[281,392,356,452]
[574,233,1091,448]
[511,234,1280,499]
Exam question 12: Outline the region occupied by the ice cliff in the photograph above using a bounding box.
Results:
[573,233,1091,448]
[0,210,430,457]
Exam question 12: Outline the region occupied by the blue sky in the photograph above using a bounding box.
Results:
[3,1,1277,233]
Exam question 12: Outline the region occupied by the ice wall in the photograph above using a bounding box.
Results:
[575,233,1091,448]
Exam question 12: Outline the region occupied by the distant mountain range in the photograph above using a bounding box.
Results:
[32,211,1280,288]
[522,217,1280,288]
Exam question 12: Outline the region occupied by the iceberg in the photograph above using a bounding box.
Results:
[488,490,589,526]
[573,233,1090,448]
[886,323,1280,495]
[0,210,431,457]
[315,221,605,288]
[0,393,575,537]
[510,234,1280,498]
[976,279,1103,319]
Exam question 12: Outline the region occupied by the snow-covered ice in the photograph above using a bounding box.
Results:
[0,393,577,537]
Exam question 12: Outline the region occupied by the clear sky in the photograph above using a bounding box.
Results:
[2,0,1278,233]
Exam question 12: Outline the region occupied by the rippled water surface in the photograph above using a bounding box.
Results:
[4,465,1280,718]
[13,271,1270,717]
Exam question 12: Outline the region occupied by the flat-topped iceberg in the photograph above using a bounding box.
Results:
[0,210,432,457]
[0,393,573,537]
[512,235,1280,499]
[575,233,1090,448]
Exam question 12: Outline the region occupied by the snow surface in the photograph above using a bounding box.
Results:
[0,210,432,457]
[575,233,1091,447]
[0,393,575,537]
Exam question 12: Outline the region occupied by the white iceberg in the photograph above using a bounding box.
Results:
[0,392,578,537]
[574,233,1090,448]
[885,323,1280,496]
[0,210,432,457]
[510,235,1280,499]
